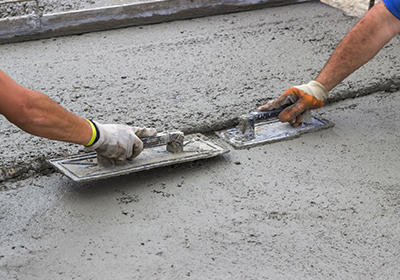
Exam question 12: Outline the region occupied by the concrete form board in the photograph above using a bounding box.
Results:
[0,0,314,43]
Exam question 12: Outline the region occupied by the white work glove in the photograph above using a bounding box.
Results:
[258,81,328,127]
[86,121,157,161]
[294,80,329,101]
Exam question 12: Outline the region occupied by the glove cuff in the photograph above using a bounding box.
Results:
[85,120,101,148]
[294,80,328,101]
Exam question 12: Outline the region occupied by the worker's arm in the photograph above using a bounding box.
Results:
[0,69,92,144]
[0,69,156,160]
[316,1,400,91]
[259,1,400,126]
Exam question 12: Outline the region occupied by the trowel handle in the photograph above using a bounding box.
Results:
[247,106,310,123]
[141,131,183,149]
[240,105,288,127]
[96,131,185,167]
[246,106,286,122]
[238,105,293,137]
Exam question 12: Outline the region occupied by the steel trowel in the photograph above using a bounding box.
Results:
[49,131,229,182]
[216,106,333,149]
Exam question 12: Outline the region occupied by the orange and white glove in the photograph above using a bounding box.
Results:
[258,81,328,127]
[85,121,157,161]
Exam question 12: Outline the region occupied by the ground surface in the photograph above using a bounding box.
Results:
[0,1,400,279]
[1,91,400,279]
[321,0,380,17]
[1,1,399,180]
[0,0,381,18]
[0,0,158,18]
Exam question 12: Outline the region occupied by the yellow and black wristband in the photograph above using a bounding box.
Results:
[85,119,100,147]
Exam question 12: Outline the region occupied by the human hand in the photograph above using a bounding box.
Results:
[258,81,327,127]
[86,122,157,161]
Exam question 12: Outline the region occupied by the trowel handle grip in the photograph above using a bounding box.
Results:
[238,106,289,137]
[243,105,288,122]
[250,106,286,121]
[96,131,185,167]
[249,106,311,123]
[141,131,184,149]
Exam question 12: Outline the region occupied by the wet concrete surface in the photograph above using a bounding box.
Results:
[0,0,149,18]
[0,0,162,18]
[0,0,311,44]
[1,1,400,181]
[1,2,400,279]
[1,91,400,279]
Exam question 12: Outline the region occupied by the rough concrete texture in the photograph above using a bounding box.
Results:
[1,2,400,181]
[321,0,380,17]
[0,0,373,18]
[0,0,158,18]
[1,2,400,278]
[1,91,400,279]
[0,0,312,43]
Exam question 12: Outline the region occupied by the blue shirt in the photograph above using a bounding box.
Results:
[384,0,400,20]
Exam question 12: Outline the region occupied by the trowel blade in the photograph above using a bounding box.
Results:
[49,134,229,182]
[216,116,334,149]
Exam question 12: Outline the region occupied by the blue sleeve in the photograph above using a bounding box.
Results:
[384,0,400,20]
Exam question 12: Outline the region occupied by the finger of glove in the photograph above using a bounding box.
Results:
[278,101,307,123]
[96,145,126,161]
[278,90,324,123]
[128,137,144,160]
[258,97,291,111]
[119,135,133,161]
[258,99,279,111]
[258,90,298,111]
[287,114,303,128]
[116,149,129,161]
[131,127,157,138]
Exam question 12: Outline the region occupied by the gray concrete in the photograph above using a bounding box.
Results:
[1,1,399,182]
[1,90,400,279]
[1,2,400,279]
[0,0,313,43]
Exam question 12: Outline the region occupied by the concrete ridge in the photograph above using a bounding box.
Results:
[1,77,399,184]
[1,0,398,184]
[0,0,313,44]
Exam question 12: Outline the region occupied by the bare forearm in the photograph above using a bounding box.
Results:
[0,70,92,145]
[12,88,92,145]
[316,2,400,91]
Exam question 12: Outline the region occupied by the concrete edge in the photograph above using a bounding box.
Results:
[0,0,314,44]
[1,76,399,184]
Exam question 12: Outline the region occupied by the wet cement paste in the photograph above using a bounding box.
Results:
[1,2,400,279]
[1,90,400,279]
[1,1,400,181]
[0,0,123,18]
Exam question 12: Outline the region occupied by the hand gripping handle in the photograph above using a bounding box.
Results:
[97,131,184,167]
